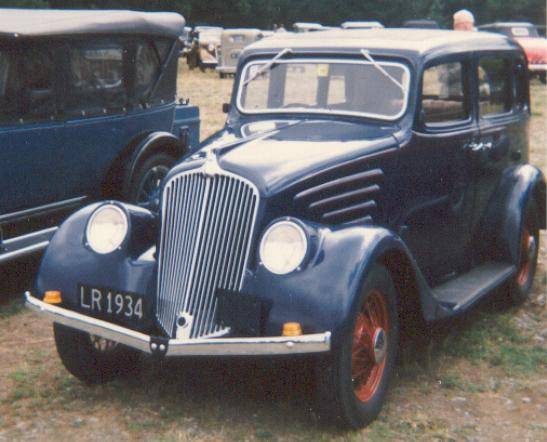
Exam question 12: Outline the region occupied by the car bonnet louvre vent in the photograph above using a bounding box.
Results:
[156,170,259,339]
[293,167,384,225]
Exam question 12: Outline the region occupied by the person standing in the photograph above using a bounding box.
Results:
[453,9,475,31]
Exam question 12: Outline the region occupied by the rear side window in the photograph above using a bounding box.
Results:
[0,50,23,122]
[421,62,468,124]
[67,42,126,115]
[478,56,512,117]
[0,46,57,123]
[135,41,161,102]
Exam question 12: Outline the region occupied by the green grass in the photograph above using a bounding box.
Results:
[0,297,25,318]
[8,367,40,401]
[439,311,547,376]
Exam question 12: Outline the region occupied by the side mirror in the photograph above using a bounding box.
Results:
[222,103,231,114]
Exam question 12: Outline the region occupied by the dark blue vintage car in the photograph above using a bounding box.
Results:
[0,9,199,265]
[27,29,545,428]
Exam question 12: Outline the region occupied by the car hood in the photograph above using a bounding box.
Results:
[172,119,399,196]
[515,37,547,62]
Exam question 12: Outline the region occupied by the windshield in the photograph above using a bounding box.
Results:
[237,58,410,120]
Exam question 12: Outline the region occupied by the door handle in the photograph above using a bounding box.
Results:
[466,141,492,153]
[465,141,494,155]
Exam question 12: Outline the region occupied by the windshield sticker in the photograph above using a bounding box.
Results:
[316,64,329,77]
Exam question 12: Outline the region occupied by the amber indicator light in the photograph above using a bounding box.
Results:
[282,322,302,336]
[43,290,62,304]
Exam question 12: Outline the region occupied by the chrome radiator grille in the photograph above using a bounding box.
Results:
[156,170,259,338]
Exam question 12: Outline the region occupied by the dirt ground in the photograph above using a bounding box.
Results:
[0,64,545,442]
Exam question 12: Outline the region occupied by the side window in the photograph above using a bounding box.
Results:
[0,50,24,123]
[24,46,57,120]
[135,41,161,103]
[421,62,468,125]
[0,47,56,123]
[514,57,528,111]
[478,56,512,117]
[67,42,126,116]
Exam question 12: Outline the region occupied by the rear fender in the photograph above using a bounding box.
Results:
[479,164,545,265]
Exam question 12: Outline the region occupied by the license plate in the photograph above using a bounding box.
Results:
[78,285,144,321]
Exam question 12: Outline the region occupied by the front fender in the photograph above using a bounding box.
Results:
[125,131,185,185]
[35,202,158,332]
[243,223,435,346]
[480,164,546,265]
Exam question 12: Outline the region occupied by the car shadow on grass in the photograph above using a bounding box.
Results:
[74,277,544,435]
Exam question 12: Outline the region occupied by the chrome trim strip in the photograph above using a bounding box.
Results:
[0,241,50,264]
[2,226,58,246]
[25,293,331,356]
[0,196,87,223]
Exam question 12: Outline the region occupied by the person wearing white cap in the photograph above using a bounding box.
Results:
[453,9,475,31]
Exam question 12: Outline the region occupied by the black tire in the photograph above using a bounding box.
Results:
[54,324,141,384]
[508,200,540,304]
[315,264,399,429]
[126,152,176,207]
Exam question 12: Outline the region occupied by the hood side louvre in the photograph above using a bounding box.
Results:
[291,162,386,225]
[309,184,381,210]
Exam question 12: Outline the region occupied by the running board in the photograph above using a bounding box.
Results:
[432,262,516,315]
[0,227,57,264]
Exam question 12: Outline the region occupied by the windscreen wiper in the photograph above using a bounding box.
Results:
[360,49,404,92]
[243,47,292,86]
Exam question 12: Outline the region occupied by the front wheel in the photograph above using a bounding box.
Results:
[315,264,399,428]
[54,324,141,384]
[127,152,176,208]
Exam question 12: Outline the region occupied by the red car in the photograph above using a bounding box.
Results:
[479,22,547,83]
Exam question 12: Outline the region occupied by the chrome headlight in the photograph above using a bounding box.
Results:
[259,220,308,275]
[86,204,128,254]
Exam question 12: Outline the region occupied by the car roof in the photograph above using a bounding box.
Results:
[479,22,535,29]
[243,28,519,59]
[0,8,185,39]
[341,21,384,29]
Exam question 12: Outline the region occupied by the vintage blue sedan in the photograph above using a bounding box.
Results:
[27,29,545,428]
[0,9,199,265]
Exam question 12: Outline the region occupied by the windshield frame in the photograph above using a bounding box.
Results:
[235,57,411,121]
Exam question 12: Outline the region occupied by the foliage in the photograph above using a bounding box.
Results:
[1,0,545,29]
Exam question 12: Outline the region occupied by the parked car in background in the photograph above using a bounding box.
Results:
[479,22,547,83]
[293,22,324,32]
[217,28,265,78]
[402,19,440,29]
[0,9,200,265]
[180,25,193,56]
[341,20,384,29]
[186,26,223,71]
[27,29,544,429]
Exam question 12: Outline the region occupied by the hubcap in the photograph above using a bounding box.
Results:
[517,226,537,287]
[136,165,170,206]
[372,327,387,364]
[351,290,390,402]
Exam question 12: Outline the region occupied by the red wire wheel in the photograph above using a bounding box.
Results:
[351,289,390,403]
[516,226,536,287]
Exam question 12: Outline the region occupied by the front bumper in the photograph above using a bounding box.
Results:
[25,293,331,357]
[216,65,236,74]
